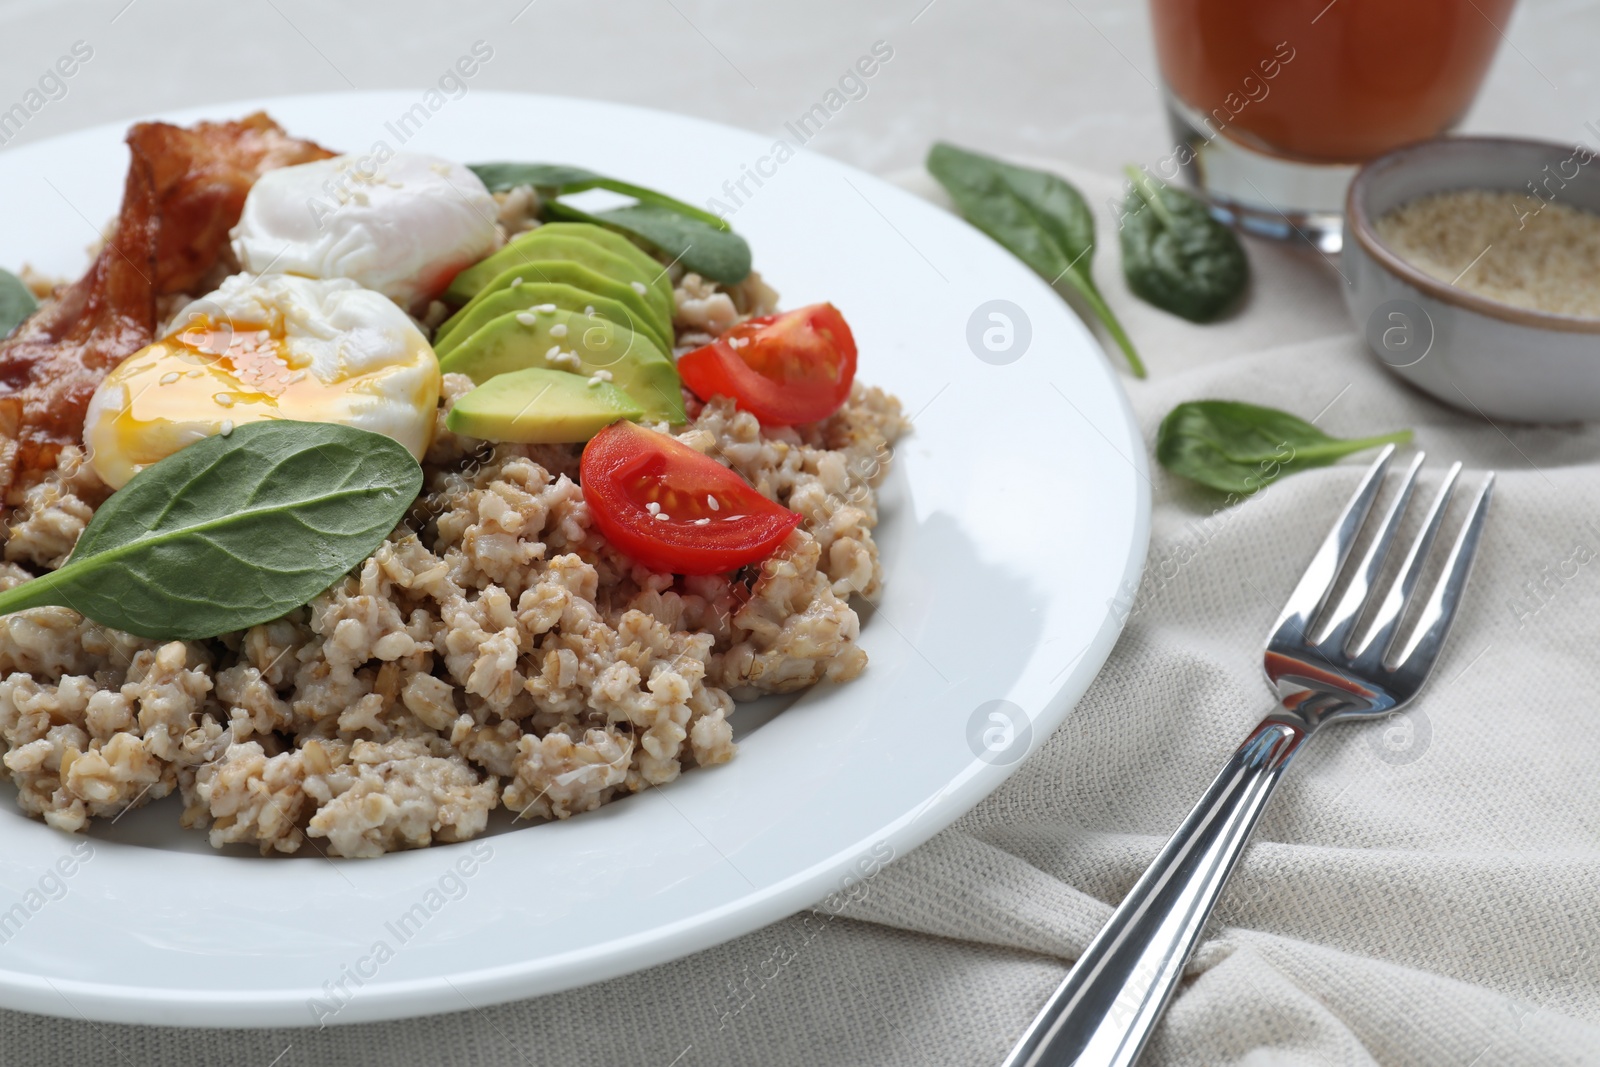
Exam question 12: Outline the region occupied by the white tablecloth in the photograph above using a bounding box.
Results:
[3,1,1599,1063]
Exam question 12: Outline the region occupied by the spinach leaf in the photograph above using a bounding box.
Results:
[544,200,752,284]
[470,162,612,193]
[469,162,752,283]
[926,142,1145,378]
[1157,400,1412,495]
[0,268,37,339]
[1120,167,1248,323]
[0,421,421,639]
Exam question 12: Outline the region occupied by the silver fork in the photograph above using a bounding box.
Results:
[1002,447,1494,1067]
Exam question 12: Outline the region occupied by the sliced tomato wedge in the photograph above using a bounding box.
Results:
[580,420,802,575]
[677,302,857,425]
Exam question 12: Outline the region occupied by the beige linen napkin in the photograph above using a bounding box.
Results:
[6,161,1600,1066]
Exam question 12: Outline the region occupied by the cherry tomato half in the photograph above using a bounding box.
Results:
[580,420,802,575]
[677,303,857,425]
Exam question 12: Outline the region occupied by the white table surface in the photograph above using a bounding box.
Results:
[0,0,1594,176]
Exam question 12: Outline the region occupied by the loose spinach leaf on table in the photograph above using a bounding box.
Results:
[0,268,37,339]
[1120,167,1248,323]
[926,142,1145,378]
[469,162,752,283]
[1157,400,1412,495]
[0,421,422,639]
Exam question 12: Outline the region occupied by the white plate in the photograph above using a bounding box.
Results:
[0,91,1148,1027]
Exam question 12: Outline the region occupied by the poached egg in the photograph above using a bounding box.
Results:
[230,151,501,312]
[84,273,439,489]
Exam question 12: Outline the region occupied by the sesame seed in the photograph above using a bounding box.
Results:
[515,312,537,326]
[706,495,720,511]
[584,306,595,316]
[256,330,270,343]
[590,369,613,382]
[693,518,710,526]
[535,303,558,313]
[549,323,568,338]
[214,393,235,407]
[511,276,524,287]
[654,512,670,521]
[288,370,308,384]
[158,371,181,385]
[219,419,234,436]
[545,345,562,360]
[630,281,647,295]
[646,502,660,514]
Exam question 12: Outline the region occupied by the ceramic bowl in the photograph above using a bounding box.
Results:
[1342,136,1600,423]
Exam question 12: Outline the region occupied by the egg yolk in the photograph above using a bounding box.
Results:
[85,313,438,489]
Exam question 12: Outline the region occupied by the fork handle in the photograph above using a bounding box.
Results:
[1000,714,1308,1067]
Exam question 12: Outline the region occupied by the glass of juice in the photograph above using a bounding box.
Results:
[1148,0,1516,251]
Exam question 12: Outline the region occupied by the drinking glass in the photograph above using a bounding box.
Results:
[1149,0,1516,250]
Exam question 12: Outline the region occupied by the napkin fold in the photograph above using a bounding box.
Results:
[9,161,1600,1067]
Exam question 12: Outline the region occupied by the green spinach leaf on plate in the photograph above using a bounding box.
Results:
[470,162,751,284]
[0,421,422,639]
[0,268,37,339]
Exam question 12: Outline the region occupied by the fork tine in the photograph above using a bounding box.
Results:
[1390,473,1494,670]
[1270,445,1396,644]
[1351,461,1461,661]
[1317,451,1426,653]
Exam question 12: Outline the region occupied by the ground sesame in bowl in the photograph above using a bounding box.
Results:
[1343,135,1600,423]
[1373,190,1600,319]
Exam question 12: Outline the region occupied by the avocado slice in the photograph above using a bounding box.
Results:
[446,230,674,330]
[445,367,642,444]
[438,260,672,355]
[438,308,685,424]
[434,281,671,358]
[529,222,666,284]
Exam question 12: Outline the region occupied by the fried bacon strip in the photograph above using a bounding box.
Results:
[0,112,331,505]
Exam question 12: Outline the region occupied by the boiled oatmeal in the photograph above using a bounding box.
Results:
[0,115,906,857]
